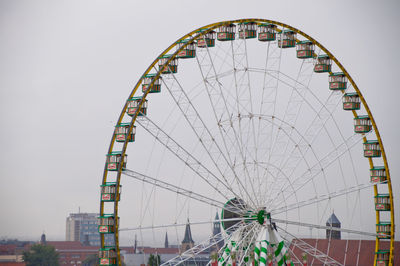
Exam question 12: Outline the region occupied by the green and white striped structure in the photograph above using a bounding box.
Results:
[218,231,240,266]
[254,226,293,266]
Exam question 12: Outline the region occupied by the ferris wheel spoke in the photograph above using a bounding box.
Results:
[219,115,303,207]
[257,41,282,116]
[270,181,379,215]
[195,42,251,203]
[267,67,346,173]
[286,245,303,265]
[223,38,265,207]
[277,89,344,177]
[274,125,364,197]
[263,77,359,219]
[256,58,316,204]
[267,131,369,210]
[217,223,259,265]
[273,218,378,237]
[159,59,258,208]
[277,226,343,266]
[263,89,344,207]
[122,168,226,209]
[268,61,316,175]
[250,57,314,154]
[255,41,282,200]
[221,39,260,207]
[135,116,237,201]
[241,36,264,209]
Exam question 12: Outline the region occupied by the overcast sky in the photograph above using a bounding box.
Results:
[0,0,399,243]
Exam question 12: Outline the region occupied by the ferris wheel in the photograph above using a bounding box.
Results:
[98,19,395,266]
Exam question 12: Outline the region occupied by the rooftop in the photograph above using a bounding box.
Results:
[326,213,341,225]
[290,239,399,265]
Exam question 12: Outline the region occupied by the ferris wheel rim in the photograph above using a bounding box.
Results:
[99,18,395,265]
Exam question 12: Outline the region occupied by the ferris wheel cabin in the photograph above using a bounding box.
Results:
[142,74,161,93]
[375,194,391,211]
[342,92,361,110]
[296,40,314,59]
[115,123,135,143]
[106,151,126,171]
[376,222,391,239]
[127,96,148,117]
[354,115,372,133]
[376,250,390,266]
[258,23,277,42]
[197,29,216,48]
[99,247,117,266]
[98,214,118,234]
[278,30,296,48]
[238,22,257,39]
[314,54,331,73]
[217,24,236,41]
[329,72,347,90]
[101,182,121,202]
[363,140,381,158]
[370,166,387,183]
[158,54,178,74]
[176,40,196,59]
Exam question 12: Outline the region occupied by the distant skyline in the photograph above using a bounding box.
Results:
[0,0,399,245]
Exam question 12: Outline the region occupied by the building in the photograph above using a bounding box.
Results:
[124,247,179,266]
[164,232,169,248]
[289,238,400,265]
[124,246,210,266]
[0,239,30,265]
[48,241,98,265]
[209,212,224,252]
[66,212,113,246]
[326,212,341,240]
[38,240,134,266]
[180,219,195,253]
[0,262,25,266]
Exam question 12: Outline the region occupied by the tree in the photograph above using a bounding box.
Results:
[22,244,59,266]
[148,253,161,266]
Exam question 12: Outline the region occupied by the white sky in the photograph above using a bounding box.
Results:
[0,0,399,244]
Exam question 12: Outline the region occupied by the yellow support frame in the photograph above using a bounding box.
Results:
[99,19,395,266]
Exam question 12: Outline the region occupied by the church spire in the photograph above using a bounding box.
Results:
[134,234,137,253]
[40,232,46,245]
[326,212,341,239]
[213,212,221,236]
[164,231,169,248]
[181,218,194,253]
[210,212,223,251]
[182,218,194,244]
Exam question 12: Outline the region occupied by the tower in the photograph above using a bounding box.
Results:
[164,231,169,248]
[210,212,223,251]
[40,233,46,245]
[326,212,341,239]
[134,234,137,253]
[181,219,194,252]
